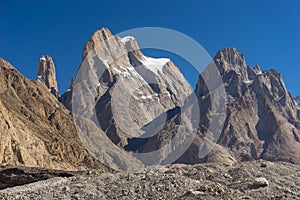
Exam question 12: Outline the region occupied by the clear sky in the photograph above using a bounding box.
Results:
[1,0,299,95]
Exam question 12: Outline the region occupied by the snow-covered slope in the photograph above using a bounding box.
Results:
[140,56,170,74]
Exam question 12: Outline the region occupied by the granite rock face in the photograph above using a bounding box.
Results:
[37,55,59,98]
[59,28,193,170]
[61,28,192,148]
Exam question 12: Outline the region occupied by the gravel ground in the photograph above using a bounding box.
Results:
[0,160,300,199]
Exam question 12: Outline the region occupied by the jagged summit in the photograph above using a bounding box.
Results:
[121,36,145,62]
[82,27,113,60]
[215,47,246,66]
[37,55,59,98]
[68,26,192,129]
[213,47,248,77]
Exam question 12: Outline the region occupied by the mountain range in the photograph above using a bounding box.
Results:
[1,27,300,173]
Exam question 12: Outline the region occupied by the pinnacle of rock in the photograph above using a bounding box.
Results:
[37,55,59,97]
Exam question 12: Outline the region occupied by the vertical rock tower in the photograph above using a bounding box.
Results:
[37,55,59,97]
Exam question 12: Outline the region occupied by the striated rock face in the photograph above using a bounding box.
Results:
[0,58,105,171]
[37,55,59,98]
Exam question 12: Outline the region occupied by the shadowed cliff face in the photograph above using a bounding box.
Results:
[0,58,106,171]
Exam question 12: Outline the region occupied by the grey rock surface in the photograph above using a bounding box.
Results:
[0,161,299,199]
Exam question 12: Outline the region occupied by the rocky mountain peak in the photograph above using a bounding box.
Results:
[213,47,247,76]
[60,28,193,169]
[37,55,59,98]
[82,27,114,60]
[194,48,300,164]
[121,36,145,62]
[215,47,246,66]
[88,27,113,44]
[95,27,113,40]
[253,64,261,73]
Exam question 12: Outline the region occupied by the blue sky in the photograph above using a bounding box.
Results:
[1,0,299,95]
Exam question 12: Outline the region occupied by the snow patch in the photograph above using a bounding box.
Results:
[243,79,254,86]
[102,59,110,69]
[122,70,130,79]
[140,56,170,74]
[161,91,171,98]
[114,68,122,74]
[39,57,46,61]
[133,92,154,101]
[128,66,135,71]
[121,36,135,44]
[140,95,152,100]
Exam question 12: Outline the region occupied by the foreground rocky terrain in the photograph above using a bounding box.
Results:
[0,160,299,199]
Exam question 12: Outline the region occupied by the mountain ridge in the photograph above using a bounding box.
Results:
[1,27,300,172]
